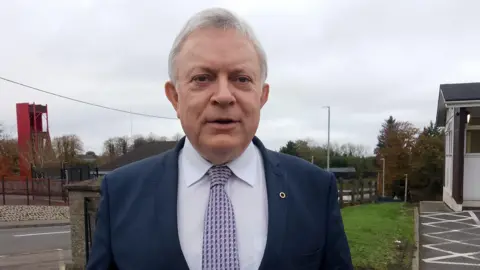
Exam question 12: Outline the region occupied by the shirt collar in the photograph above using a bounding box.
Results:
[180,137,258,187]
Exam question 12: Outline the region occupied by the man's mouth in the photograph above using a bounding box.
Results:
[208,118,239,125]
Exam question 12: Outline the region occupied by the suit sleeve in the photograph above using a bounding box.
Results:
[320,172,354,270]
[86,175,116,270]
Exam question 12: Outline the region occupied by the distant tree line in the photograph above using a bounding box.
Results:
[279,139,376,178]
[2,114,445,200]
[278,116,445,200]
[0,123,183,175]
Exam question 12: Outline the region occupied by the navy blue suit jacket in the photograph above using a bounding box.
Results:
[87,137,353,270]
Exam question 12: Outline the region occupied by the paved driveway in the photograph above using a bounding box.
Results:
[420,209,480,269]
[0,226,71,269]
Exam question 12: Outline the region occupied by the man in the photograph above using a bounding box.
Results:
[87,7,353,270]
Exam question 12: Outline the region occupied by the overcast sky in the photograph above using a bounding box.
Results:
[1,0,480,155]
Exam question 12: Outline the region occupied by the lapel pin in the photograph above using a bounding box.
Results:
[279,192,286,199]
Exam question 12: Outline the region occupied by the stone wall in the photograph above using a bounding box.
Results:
[65,179,101,270]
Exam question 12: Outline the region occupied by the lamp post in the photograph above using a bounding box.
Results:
[404,174,408,203]
[322,106,331,171]
[380,157,385,197]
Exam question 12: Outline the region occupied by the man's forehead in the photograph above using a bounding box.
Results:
[176,28,261,74]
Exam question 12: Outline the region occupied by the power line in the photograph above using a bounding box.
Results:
[0,76,178,120]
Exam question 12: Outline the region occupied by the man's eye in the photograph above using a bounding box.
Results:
[236,76,251,83]
[193,75,210,82]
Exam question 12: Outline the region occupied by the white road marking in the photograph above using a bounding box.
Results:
[13,231,69,237]
[469,211,480,225]
[420,211,480,266]
[0,249,64,258]
[421,211,480,266]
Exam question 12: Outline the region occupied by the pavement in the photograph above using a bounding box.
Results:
[419,201,480,269]
[0,225,71,269]
[0,219,70,230]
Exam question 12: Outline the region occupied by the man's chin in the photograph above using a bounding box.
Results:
[205,134,239,149]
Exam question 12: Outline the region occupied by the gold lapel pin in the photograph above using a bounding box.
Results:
[279,192,286,199]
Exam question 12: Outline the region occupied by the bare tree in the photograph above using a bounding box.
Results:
[172,133,184,141]
[102,136,130,158]
[52,135,84,163]
[0,125,19,175]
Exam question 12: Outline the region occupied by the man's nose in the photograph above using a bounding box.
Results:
[212,76,235,106]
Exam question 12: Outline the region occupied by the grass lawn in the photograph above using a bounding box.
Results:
[342,203,414,270]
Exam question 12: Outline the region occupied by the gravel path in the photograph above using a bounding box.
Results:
[0,205,69,222]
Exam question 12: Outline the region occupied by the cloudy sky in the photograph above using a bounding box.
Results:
[1,0,480,155]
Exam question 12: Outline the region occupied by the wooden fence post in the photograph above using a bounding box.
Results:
[338,178,344,208]
[368,180,373,203]
[360,179,364,203]
[350,180,356,206]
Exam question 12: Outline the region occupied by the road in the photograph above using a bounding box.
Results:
[0,226,72,269]
[420,208,480,269]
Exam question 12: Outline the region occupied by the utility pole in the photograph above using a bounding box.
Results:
[130,107,133,138]
[322,106,331,171]
[311,155,314,164]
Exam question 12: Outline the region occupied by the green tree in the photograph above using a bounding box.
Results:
[278,139,374,173]
[279,140,298,156]
[374,116,419,196]
[410,121,444,199]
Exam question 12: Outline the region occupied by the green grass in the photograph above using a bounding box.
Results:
[342,203,414,270]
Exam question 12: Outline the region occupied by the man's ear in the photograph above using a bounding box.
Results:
[165,81,180,118]
[260,83,270,108]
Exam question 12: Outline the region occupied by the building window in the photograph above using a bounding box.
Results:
[466,129,480,153]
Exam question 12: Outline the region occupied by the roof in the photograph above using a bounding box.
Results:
[329,167,356,173]
[440,83,480,102]
[436,83,480,126]
[99,141,178,171]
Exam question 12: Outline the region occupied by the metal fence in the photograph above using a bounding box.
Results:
[0,176,68,206]
[84,197,99,264]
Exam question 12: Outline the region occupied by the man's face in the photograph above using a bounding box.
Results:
[165,27,269,163]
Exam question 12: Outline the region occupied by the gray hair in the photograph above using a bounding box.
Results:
[168,8,268,84]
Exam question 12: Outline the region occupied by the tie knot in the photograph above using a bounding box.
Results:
[207,165,232,187]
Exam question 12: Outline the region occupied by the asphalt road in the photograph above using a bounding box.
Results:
[0,226,72,269]
[420,210,480,269]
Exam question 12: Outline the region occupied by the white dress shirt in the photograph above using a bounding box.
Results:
[177,138,268,270]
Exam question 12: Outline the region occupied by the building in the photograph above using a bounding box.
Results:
[97,141,178,175]
[329,167,357,179]
[436,82,480,211]
[77,151,98,163]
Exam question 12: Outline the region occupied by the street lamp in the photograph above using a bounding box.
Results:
[322,106,331,171]
[380,157,385,197]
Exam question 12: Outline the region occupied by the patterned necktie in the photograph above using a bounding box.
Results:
[202,165,240,270]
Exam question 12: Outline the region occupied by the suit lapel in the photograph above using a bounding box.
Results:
[153,136,288,269]
[254,137,288,270]
[153,137,189,269]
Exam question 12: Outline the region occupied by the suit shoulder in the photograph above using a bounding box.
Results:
[269,151,332,180]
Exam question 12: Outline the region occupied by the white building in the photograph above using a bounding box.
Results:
[436,83,480,211]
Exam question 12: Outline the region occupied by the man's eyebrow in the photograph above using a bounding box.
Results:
[185,66,218,77]
[230,67,258,79]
